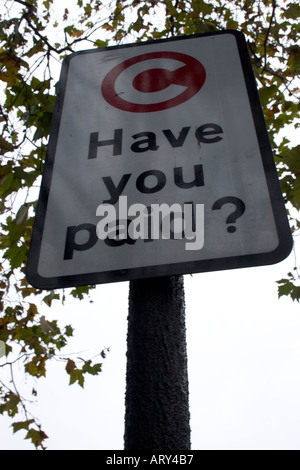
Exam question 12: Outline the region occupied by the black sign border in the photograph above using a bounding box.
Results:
[26,30,293,289]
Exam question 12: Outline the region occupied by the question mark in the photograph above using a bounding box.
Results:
[212,197,246,233]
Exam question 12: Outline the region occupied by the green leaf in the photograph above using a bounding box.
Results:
[0,393,20,417]
[292,177,300,210]
[70,285,94,300]
[3,244,27,270]
[25,360,39,376]
[42,292,60,307]
[94,39,108,48]
[43,0,53,11]
[277,276,300,302]
[8,222,23,244]
[278,280,294,298]
[25,428,48,449]
[0,136,15,155]
[64,25,84,38]
[33,112,53,141]
[281,145,300,209]
[283,3,300,19]
[14,327,35,343]
[27,303,38,317]
[226,19,239,29]
[287,46,300,73]
[69,368,85,387]
[82,360,102,376]
[259,85,277,107]
[290,286,300,302]
[84,3,92,17]
[12,419,35,434]
[0,173,14,197]
[65,325,74,337]
[25,41,46,58]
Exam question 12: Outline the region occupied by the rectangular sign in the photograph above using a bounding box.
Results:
[26,30,292,289]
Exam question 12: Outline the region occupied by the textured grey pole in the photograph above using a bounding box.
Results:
[124,275,191,450]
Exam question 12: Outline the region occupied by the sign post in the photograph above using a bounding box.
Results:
[125,276,190,450]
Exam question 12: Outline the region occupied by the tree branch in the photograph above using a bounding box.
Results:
[13,0,32,7]
[263,0,277,68]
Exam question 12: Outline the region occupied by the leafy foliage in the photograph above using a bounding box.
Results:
[0,0,299,448]
[0,0,112,448]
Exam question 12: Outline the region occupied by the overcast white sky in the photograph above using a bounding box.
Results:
[1,247,300,450]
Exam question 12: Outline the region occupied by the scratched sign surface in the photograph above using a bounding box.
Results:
[27,31,292,289]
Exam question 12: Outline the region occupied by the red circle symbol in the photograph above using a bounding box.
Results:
[101,51,206,113]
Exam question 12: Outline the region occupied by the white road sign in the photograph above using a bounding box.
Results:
[27,31,292,289]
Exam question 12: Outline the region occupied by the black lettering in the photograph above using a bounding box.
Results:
[174,164,204,189]
[64,223,97,260]
[162,127,190,147]
[104,219,136,247]
[195,123,223,144]
[131,132,159,153]
[102,174,131,204]
[136,169,166,194]
[88,129,123,158]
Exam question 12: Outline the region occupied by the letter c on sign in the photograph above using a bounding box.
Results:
[101,51,206,113]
